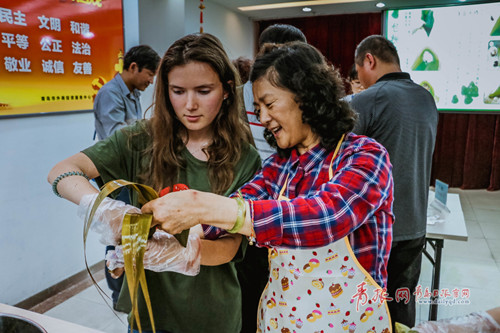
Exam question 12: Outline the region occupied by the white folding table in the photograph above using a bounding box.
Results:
[424,192,468,320]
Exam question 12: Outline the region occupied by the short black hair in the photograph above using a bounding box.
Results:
[258,24,306,48]
[354,35,400,66]
[250,42,356,157]
[123,45,160,72]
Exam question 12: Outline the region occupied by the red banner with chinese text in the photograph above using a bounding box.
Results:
[0,0,124,116]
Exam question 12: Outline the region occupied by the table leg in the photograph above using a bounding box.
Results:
[428,238,444,321]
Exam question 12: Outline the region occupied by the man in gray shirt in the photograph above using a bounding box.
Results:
[351,35,438,328]
[94,45,160,140]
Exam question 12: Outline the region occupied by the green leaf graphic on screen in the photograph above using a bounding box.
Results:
[392,10,399,19]
[461,82,479,105]
[412,48,439,71]
[491,16,500,36]
[452,95,459,104]
[412,10,434,36]
[421,10,434,36]
[484,85,500,104]
[488,86,500,99]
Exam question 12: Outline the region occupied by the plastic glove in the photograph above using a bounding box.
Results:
[412,311,500,333]
[78,193,141,246]
[108,230,201,276]
[105,249,125,279]
[105,248,124,271]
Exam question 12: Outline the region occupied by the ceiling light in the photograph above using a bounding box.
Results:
[238,0,372,11]
[376,2,385,8]
[302,7,312,12]
[458,0,466,2]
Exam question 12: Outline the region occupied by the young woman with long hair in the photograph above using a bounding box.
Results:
[48,33,260,333]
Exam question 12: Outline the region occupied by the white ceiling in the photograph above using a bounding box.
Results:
[210,0,495,20]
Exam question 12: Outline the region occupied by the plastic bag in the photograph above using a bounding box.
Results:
[412,311,500,333]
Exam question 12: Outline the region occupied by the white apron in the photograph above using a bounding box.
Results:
[257,136,392,333]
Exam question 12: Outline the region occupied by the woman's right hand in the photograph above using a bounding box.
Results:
[77,193,141,245]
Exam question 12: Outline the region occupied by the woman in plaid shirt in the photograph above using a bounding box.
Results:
[143,41,395,331]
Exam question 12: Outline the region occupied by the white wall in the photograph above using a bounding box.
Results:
[0,113,104,305]
[0,0,253,305]
[139,0,255,113]
[137,0,186,115]
[123,0,140,49]
[184,0,254,60]
[139,0,185,56]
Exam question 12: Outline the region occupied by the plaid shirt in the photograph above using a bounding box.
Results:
[205,133,394,286]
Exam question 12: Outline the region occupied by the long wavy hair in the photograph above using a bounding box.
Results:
[142,33,252,194]
[250,42,357,157]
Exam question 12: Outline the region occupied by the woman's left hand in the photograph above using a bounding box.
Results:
[142,190,204,235]
[105,230,201,276]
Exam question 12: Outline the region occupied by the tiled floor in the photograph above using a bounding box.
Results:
[42,188,500,332]
[43,279,128,333]
[416,188,500,323]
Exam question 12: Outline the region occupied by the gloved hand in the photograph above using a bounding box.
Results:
[107,230,201,276]
[105,249,125,279]
[78,193,141,245]
[412,311,500,332]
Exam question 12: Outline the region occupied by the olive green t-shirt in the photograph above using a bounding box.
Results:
[82,120,261,333]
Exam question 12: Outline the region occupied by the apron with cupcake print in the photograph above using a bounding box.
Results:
[257,136,392,333]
